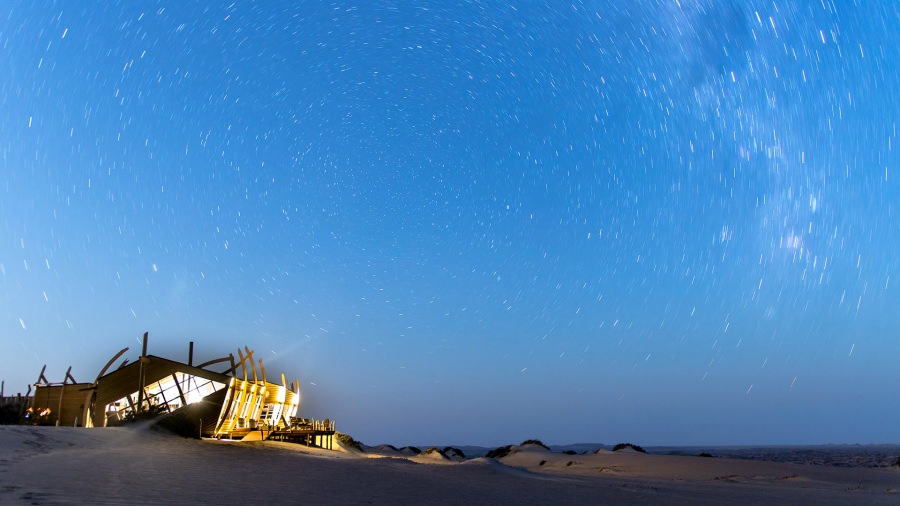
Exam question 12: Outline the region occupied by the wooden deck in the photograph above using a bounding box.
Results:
[269,428,336,449]
[214,419,337,449]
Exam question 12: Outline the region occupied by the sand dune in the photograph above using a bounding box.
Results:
[1,426,897,505]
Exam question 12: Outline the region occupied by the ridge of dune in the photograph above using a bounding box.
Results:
[2,426,898,505]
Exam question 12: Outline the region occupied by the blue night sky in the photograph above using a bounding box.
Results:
[1,1,898,447]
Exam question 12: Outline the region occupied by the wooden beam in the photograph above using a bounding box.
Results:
[236,348,245,380]
[244,347,258,383]
[124,392,136,416]
[56,383,65,426]
[213,377,236,438]
[195,356,232,370]
[36,365,48,385]
[81,390,93,428]
[95,347,130,382]
[65,366,77,385]
[258,359,267,384]
[136,332,149,412]
[171,374,187,408]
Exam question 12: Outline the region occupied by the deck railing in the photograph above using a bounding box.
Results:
[287,417,335,432]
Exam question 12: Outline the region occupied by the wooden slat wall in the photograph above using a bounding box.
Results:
[212,378,301,437]
[31,384,93,426]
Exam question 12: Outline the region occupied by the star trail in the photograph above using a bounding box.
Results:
[1,1,898,445]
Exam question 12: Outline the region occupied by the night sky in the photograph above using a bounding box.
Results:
[2,1,898,447]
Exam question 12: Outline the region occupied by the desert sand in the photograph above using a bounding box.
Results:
[1,426,897,505]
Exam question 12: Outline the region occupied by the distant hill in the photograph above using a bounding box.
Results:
[400,443,610,458]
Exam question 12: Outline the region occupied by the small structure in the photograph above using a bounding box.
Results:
[30,366,91,427]
[30,333,334,447]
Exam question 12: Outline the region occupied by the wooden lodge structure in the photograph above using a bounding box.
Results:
[29,333,334,448]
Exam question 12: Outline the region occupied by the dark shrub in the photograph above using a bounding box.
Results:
[612,443,647,454]
[0,404,23,425]
[698,452,714,458]
[520,439,550,450]
[335,432,363,451]
[485,445,514,459]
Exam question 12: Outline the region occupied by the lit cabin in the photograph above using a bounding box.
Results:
[31,334,302,440]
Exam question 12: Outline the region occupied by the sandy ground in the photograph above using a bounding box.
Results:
[1,426,897,505]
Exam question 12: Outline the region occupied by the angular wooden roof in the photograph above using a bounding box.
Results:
[93,355,232,425]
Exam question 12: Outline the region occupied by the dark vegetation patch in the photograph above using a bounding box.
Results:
[698,452,714,458]
[485,445,514,459]
[335,432,363,452]
[520,439,550,450]
[612,443,647,454]
[0,404,26,425]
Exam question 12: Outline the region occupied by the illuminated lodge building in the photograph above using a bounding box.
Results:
[31,334,330,444]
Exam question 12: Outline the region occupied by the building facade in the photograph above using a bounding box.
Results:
[32,334,300,439]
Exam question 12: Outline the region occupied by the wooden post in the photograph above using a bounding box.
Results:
[82,390,94,428]
[188,341,194,366]
[258,359,267,384]
[172,374,187,407]
[244,347,258,383]
[136,332,149,412]
[56,384,65,426]
[36,365,48,385]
